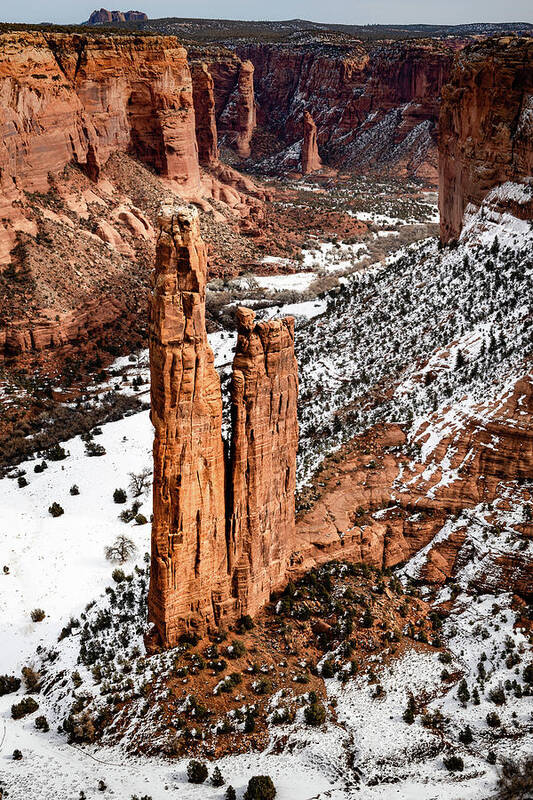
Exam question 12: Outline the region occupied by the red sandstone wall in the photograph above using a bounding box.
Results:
[439,36,533,243]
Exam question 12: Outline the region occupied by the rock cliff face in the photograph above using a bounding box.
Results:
[191,62,219,166]
[147,205,229,648]
[0,32,200,196]
[294,374,533,597]
[147,207,299,647]
[236,39,453,180]
[439,36,533,242]
[301,111,322,174]
[217,59,257,158]
[228,307,298,617]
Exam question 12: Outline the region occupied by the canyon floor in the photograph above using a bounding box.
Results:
[0,178,532,800]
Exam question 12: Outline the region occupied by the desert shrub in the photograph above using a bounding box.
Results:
[46,444,67,461]
[48,502,64,518]
[22,666,41,691]
[488,685,506,705]
[30,608,45,622]
[85,442,106,457]
[226,639,246,658]
[321,658,336,678]
[444,755,464,772]
[0,674,21,695]
[113,488,127,504]
[493,756,533,800]
[11,697,39,719]
[523,664,533,684]
[105,535,136,564]
[244,775,276,800]
[458,724,473,745]
[187,760,208,784]
[304,700,326,726]
[486,711,501,728]
[211,767,225,787]
[237,614,254,632]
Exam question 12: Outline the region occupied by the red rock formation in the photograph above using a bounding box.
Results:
[439,36,533,243]
[236,39,453,180]
[147,205,229,648]
[0,32,200,197]
[228,307,299,617]
[301,111,322,174]
[218,59,257,158]
[147,213,299,647]
[191,62,219,166]
[294,375,533,596]
[86,9,148,24]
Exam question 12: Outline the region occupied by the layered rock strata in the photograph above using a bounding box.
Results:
[147,205,229,648]
[0,32,200,198]
[301,111,322,174]
[228,307,298,617]
[439,36,533,242]
[236,38,453,180]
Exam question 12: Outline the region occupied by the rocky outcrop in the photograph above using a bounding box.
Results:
[294,375,533,596]
[0,32,200,196]
[439,36,533,242]
[217,59,256,158]
[86,9,148,24]
[301,111,322,174]
[228,307,298,617]
[191,62,219,166]
[147,205,229,649]
[236,38,453,180]
[147,208,299,648]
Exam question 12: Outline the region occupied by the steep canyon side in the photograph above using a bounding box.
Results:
[439,36,533,242]
[235,38,453,180]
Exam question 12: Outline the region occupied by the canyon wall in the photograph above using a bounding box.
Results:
[235,38,453,179]
[0,32,200,198]
[439,36,533,243]
[228,307,298,617]
[147,206,298,647]
[0,33,267,364]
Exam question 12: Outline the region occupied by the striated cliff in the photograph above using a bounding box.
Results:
[147,205,229,649]
[439,36,533,242]
[0,31,200,197]
[228,307,298,618]
[235,38,453,180]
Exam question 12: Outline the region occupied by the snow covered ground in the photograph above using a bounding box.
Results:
[1,185,531,800]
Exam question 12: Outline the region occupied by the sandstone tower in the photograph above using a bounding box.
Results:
[228,307,299,617]
[147,206,230,649]
[147,206,298,649]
